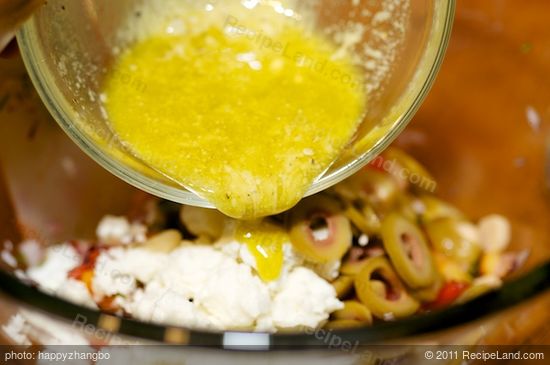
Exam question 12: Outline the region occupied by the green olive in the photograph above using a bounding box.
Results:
[395,194,420,223]
[334,170,400,213]
[341,246,386,276]
[425,218,481,270]
[331,275,355,299]
[345,203,381,235]
[433,252,473,283]
[341,247,370,276]
[380,213,436,289]
[360,171,401,212]
[382,148,437,193]
[369,279,388,297]
[332,301,373,325]
[418,195,464,224]
[289,195,352,263]
[354,257,420,319]
[412,273,443,302]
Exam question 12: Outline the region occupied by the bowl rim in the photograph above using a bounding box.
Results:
[17,0,457,209]
[1,262,549,348]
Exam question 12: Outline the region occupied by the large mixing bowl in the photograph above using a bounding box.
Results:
[2,0,550,364]
[15,0,455,208]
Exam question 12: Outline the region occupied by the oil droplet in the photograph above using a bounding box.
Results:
[235,220,286,281]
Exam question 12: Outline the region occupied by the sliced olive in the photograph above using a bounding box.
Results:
[341,246,384,276]
[289,195,352,263]
[345,203,381,235]
[334,170,400,213]
[341,247,369,276]
[425,218,481,270]
[381,213,436,288]
[382,148,437,193]
[331,275,355,299]
[141,229,182,253]
[369,279,388,297]
[354,257,420,319]
[433,253,473,283]
[180,205,227,241]
[412,274,443,302]
[395,194,420,223]
[418,195,464,224]
[332,301,373,325]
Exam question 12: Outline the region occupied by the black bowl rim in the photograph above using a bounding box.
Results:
[1,262,549,349]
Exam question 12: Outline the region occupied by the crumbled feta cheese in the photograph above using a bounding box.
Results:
[172,246,274,328]
[96,216,147,245]
[308,260,341,281]
[26,245,97,308]
[56,280,97,309]
[270,267,343,329]
[127,281,215,330]
[18,240,44,267]
[27,244,80,293]
[92,247,167,298]
[27,235,343,331]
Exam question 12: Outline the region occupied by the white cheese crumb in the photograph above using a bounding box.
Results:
[93,247,166,298]
[308,260,341,281]
[270,267,343,329]
[56,280,97,309]
[96,216,147,245]
[27,244,80,293]
[27,240,342,331]
[18,239,44,267]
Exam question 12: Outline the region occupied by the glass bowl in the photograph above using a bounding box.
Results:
[15,0,455,208]
[2,0,550,357]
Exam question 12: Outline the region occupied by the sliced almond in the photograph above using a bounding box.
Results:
[478,214,511,253]
[142,229,182,253]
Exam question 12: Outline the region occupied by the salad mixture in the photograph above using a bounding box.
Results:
[15,148,526,332]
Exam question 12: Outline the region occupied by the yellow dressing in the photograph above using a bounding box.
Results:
[235,220,287,281]
[103,7,366,219]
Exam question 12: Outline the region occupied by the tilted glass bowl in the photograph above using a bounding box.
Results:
[16,0,455,208]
